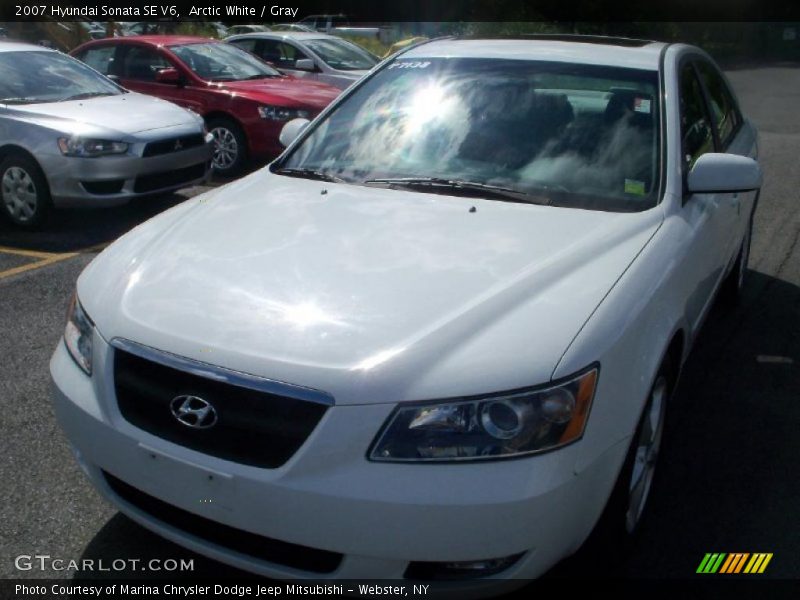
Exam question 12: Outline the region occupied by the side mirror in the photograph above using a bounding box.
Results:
[279,118,310,147]
[155,67,181,85]
[687,153,762,194]
[294,58,316,71]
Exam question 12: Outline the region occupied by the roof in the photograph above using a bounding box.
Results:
[226,32,334,42]
[401,38,667,70]
[0,40,54,53]
[84,35,215,47]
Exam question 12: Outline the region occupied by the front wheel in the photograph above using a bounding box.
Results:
[0,154,52,228]
[585,357,674,561]
[207,118,247,176]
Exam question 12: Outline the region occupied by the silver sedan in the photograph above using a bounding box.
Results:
[225,32,378,90]
[0,41,213,227]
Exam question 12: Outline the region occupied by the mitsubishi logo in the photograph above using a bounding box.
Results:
[174,139,183,151]
[170,395,218,429]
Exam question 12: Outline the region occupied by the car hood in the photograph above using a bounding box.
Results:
[5,92,200,136]
[79,174,663,405]
[216,77,341,107]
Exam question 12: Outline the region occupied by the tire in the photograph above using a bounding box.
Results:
[721,214,753,305]
[583,357,674,565]
[0,153,52,228]
[207,117,247,176]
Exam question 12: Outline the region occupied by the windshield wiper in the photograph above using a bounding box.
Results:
[0,97,41,105]
[363,177,550,205]
[274,167,344,183]
[60,91,115,102]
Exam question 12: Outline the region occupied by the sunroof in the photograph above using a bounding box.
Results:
[462,34,654,48]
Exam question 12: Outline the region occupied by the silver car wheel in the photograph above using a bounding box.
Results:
[1,166,38,223]
[211,127,238,171]
[625,375,667,534]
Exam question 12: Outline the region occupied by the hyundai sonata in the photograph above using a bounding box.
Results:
[51,36,761,586]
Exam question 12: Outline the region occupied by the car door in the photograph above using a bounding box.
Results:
[694,58,757,265]
[678,59,738,334]
[116,44,202,112]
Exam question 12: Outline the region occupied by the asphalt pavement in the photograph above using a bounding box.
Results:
[1,65,799,584]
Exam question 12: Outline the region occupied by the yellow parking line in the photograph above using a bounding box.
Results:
[0,245,59,259]
[0,254,75,280]
[0,242,108,281]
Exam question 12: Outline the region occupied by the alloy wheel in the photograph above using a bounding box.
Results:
[211,127,238,171]
[625,375,668,533]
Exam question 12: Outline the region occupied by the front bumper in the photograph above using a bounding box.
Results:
[40,140,213,208]
[50,335,627,582]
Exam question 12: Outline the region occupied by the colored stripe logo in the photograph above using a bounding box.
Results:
[697,553,773,574]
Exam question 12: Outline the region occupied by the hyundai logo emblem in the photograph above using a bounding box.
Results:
[170,395,218,429]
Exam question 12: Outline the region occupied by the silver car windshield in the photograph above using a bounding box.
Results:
[279,58,661,212]
[0,51,121,104]
[169,42,281,81]
[304,39,377,71]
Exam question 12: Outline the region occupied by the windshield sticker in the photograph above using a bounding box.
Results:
[388,61,432,70]
[634,97,651,114]
[624,179,646,195]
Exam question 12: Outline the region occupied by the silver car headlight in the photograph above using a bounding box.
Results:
[258,105,310,121]
[57,137,129,157]
[64,293,93,375]
[369,367,598,462]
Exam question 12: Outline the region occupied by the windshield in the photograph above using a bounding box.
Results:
[0,50,121,104]
[278,58,661,212]
[169,42,281,81]
[304,38,377,71]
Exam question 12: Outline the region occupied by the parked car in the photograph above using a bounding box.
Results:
[119,22,162,36]
[270,23,316,33]
[71,36,341,174]
[226,32,378,90]
[0,41,212,227]
[226,24,271,35]
[52,37,761,585]
[297,14,394,44]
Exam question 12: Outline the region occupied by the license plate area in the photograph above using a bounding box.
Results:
[135,443,237,512]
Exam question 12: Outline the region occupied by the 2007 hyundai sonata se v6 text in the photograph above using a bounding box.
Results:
[51,36,762,585]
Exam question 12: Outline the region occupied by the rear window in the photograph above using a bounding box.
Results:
[76,45,115,75]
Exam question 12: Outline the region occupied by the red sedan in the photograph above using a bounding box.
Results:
[71,36,341,174]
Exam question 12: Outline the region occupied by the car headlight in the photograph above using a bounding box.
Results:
[57,137,129,157]
[369,367,598,462]
[64,293,93,375]
[257,105,310,121]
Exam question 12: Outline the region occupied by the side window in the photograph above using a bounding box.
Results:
[277,43,310,68]
[695,60,741,148]
[120,46,170,82]
[77,46,115,76]
[257,41,309,68]
[230,39,257,53]
[679,64,714,169]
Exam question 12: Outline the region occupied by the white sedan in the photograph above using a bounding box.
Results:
[51,36,761,587]
[225,31,378,89]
